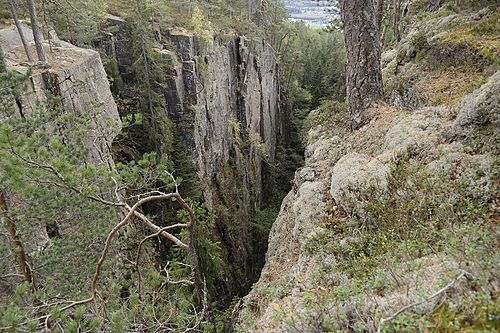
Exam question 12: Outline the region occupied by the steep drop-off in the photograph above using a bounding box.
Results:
[238,3,499,332]
[0,24,122,297]
[102,18,291,299]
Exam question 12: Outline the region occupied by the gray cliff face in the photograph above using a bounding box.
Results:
[165,31,290,294]
[0,24,121,169]
[0,26,121,252]
[102,19,290,295]
[166,31,287,205]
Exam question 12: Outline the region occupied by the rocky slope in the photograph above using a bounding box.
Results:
[238,3,499,332]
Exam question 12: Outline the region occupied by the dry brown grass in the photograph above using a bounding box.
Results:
[417,66,486,106]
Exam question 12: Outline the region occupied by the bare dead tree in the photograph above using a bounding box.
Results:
[10,0,34,62]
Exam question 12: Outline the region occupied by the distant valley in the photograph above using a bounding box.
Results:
[283,0,337,27]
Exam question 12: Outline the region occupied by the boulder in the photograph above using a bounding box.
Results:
[428,143,494,200]
[384,107,446,152]
[452,71,500,138]
[330,153,390,214]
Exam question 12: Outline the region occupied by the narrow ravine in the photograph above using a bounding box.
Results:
[2,1,497,332]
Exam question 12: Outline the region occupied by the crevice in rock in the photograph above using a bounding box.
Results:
[15,97,25,118]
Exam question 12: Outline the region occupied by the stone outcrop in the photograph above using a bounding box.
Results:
[0,25,122,295]
[329,152,390,215]
[237,65,498,331]
[0,24,121,168]
[451,71,500,139]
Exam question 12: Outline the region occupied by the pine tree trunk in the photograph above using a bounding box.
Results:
[0,192,34,289]
[10,0,34,62]
[340,0,384,129]
[376,0,385,30]
[393,0,401,42]
[26,0,47,64]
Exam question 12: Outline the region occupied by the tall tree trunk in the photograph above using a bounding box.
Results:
[0,192,34,289]
[26,0,47,64]
[392,0,401,43]
[0,48,6,72]
[375,0,385,30]
[340,0,384,129]
[10,0,34,62]
[380,0,391,47]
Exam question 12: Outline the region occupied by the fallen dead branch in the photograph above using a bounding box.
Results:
[376,270,473,333]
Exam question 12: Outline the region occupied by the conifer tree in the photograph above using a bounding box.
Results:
[26,0,46,64]
[10,0,33,62]
[339,0,384,129]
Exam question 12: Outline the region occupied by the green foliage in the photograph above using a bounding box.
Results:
[411,31,428,53]
[301,99,348,141]
[190,5,214,51]
[116,152,175,193]
[279,22,346,110]
[428,299,500,332]
[0,69,30,115]
[107,3,177,160]
[0,71,209,332]
[278,22,346,175]
[39,0,107,46]
[102,55,125,96]
[179,201,224,296]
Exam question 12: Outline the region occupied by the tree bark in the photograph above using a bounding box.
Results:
[375,0,385,30]
[0,192,34,289]
[10,0,34,62]
[0,48,6,72]
[340,0,384,129]
[26,0,47,64]
[392,0,401,43]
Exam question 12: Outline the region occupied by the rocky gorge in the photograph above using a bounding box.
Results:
[0,0,498,332]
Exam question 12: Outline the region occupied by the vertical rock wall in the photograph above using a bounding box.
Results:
[0,27,121,168]
[101,19,290,297]
[164,30,290,296]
